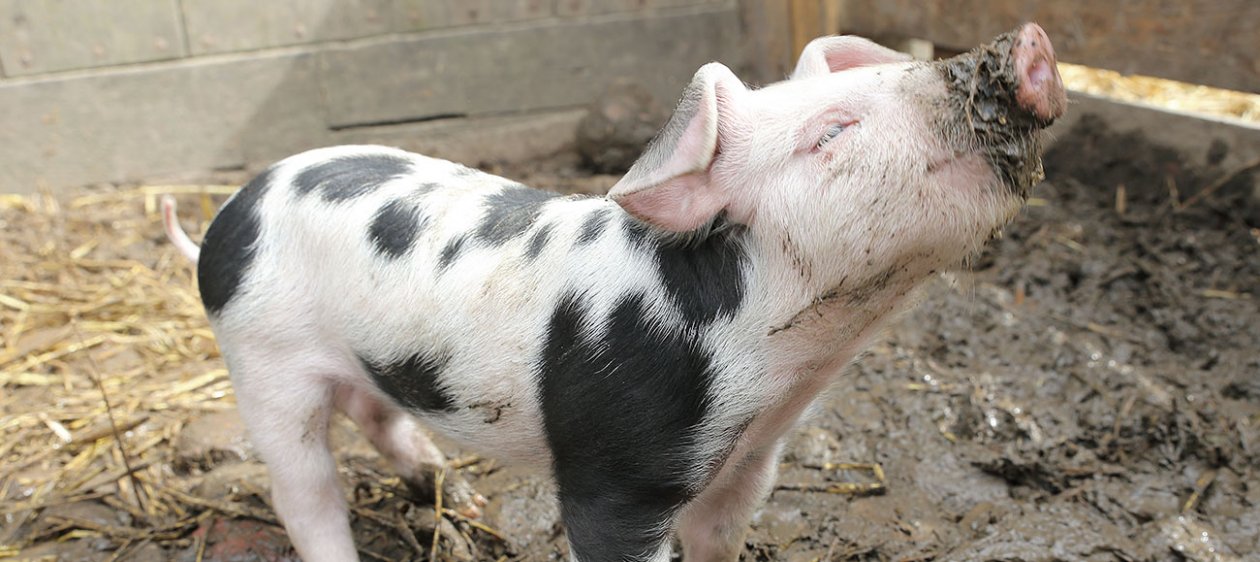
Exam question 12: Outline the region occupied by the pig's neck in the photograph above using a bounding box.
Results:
[682,227,941,485]
[749,227,935,383]
[704,231,931,465]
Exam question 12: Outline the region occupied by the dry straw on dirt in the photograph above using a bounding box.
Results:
[0,186,251,559]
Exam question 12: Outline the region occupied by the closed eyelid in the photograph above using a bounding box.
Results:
[816,124,846,148]
[796,111,858,153]
[810,120,860,153]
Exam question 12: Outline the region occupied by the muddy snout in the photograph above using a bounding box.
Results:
[942,22,1066,128]
[939,23,1068,194]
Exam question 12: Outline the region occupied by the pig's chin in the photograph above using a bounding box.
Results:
[935,117,1046,201]
[923,153,1025,270]
[930,151,1009,202]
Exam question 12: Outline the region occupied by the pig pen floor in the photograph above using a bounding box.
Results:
[2,116,1258,561]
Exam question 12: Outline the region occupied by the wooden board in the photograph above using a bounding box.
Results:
[790,0,824,67]
[825,0,1260,94]
[739,0,795,84]
[1049,92,1260,171]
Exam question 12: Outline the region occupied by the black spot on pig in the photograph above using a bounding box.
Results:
[474,186,559,245]
[621,217,653,248]
[655,226,748,325]
[415,181,442,196]
[437,234,470,272]
[293,154,413,202]
[621,217,748,325]
[368,198,425,259]
[524,223,555,261]
[538,292,714,561]
[198,167,274,315]
[576,209,613,245]
[360,351,457,413]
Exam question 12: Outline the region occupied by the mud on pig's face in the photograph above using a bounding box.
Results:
[935,23,1067,199]
[607,24,1066,282]
[766,23,1068,275]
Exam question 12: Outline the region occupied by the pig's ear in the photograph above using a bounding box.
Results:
[608,62,742,232]
[791,36,912,80]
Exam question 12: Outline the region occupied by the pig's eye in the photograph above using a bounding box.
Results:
[816,124,846,148]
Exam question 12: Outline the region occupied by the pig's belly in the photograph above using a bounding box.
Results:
[288,230,670,467]
[314,261,565,468]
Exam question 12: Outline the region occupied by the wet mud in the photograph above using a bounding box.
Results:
[737,114,1258,561]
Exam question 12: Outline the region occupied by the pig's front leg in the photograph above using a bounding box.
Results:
[677,444,782,562]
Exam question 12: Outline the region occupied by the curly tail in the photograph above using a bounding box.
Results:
[161,195,201,264]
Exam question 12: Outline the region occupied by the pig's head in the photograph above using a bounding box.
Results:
[609,23,1066,294]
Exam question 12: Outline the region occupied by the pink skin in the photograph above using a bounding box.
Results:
[161,196,201,263]
[1013,23,1067,122]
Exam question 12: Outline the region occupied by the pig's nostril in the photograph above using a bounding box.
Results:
[1026,59,1052,89]
[1010,24,1066,122]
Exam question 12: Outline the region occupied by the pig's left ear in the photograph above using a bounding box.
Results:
[609,62,743,232]
[791,36,912,80]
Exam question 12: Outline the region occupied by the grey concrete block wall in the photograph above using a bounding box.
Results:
[0,52,328,189]
[319,10,736,128]
[0,0,742,192]
[556,0,727,17]
[0,0,186,76]
[181,0,556,56]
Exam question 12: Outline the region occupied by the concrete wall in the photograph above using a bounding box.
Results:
[0,0,744,192]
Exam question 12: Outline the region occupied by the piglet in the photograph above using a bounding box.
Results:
[164,23,1066,562]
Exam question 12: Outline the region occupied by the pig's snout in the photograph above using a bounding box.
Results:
[1012,23,1067,123]
[938,23,1069,195]
[938,23,1066,129]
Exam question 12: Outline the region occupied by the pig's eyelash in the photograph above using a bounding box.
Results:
[816,123,847,149]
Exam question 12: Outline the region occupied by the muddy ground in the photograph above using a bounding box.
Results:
[3,115,1258,561]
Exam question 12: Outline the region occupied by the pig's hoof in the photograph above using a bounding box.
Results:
[402,463,486,519]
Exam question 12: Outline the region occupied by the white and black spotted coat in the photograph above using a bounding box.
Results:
[200,145,766,559]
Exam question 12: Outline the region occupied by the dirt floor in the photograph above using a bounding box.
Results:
[1,114,1258,561]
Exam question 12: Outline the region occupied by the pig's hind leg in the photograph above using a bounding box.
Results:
[333,386,486,518]
[225,350,361,562]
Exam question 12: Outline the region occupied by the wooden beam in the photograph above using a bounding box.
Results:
[789,0,823,59]
[739,0,795,83]
[821,0,847,36]
[834,0,1260,93]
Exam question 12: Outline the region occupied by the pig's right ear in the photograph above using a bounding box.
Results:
[609,63,742,232]
[791,36,912,80]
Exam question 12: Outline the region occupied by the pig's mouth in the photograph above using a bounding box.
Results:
[936,24,1067,199]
